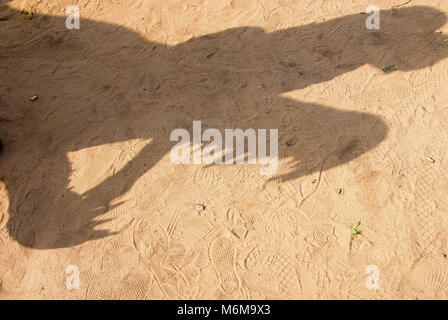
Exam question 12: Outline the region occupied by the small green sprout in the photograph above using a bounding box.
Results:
[383,64,398,73]
[350,221,361,235]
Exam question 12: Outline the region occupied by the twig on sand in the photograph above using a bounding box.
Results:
[321,25,342,41]
[392,0,412,9]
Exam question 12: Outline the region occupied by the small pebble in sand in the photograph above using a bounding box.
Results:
[285,137,298,146]
[29,95,38,102]
[193,204,206,212]
[336,188,343,195]
[425,155,435,163]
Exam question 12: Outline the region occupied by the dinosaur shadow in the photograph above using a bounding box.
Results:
[0,4,447,248]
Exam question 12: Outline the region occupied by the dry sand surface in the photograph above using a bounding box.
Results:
[1,0,448,299]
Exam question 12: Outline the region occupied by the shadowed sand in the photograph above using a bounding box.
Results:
[0,4,447,248]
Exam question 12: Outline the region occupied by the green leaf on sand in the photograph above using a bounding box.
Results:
[383,64,398,73]
[350,221,361,234]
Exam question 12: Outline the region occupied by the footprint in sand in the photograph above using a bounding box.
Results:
[209,237,240,293]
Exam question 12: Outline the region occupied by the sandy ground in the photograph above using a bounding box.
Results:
[1,0,448,299]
